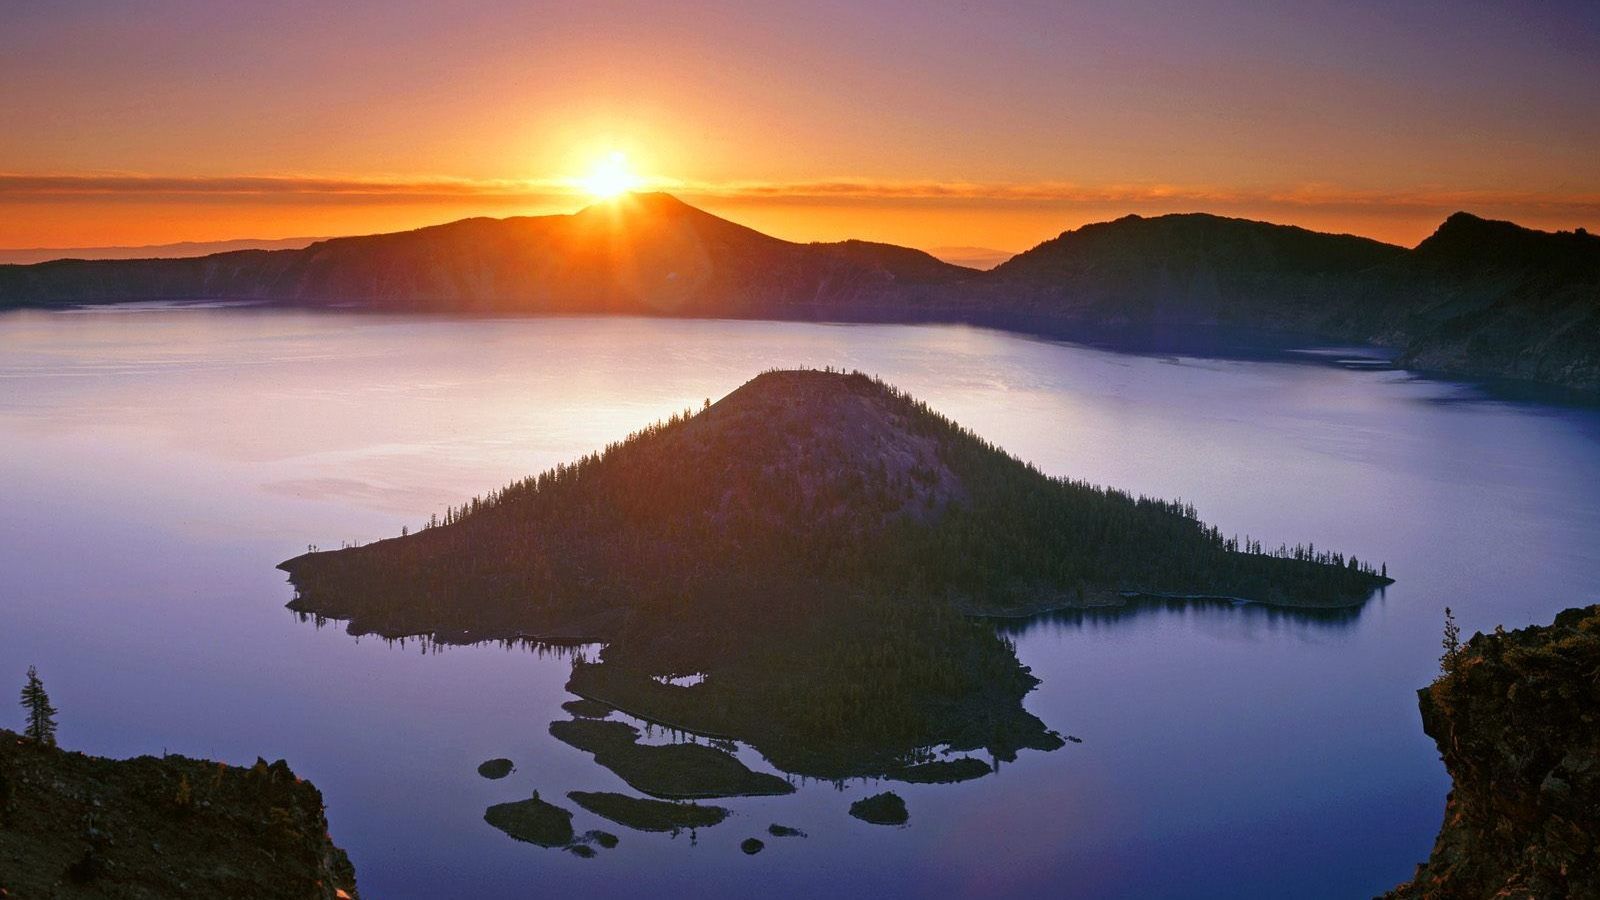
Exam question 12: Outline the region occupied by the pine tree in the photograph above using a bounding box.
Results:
[1440,608,1462,676]
[19,665,58,746]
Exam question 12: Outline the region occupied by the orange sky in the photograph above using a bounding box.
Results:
[3,2,1597,252]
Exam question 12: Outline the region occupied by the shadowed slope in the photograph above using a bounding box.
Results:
[1390,213,1600,389]
[990,212,1404,301]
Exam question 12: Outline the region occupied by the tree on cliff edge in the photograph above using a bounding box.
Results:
[19,665,58,745]
[1440,607,1463,676]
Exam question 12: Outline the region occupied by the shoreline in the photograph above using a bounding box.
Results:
[8,300,1596,403]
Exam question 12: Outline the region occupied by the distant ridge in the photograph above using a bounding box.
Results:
[926,245,1015,269]
[0,235,326,265]
[1,195,1595,393]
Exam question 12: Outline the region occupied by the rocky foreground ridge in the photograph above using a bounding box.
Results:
[0,731,357,899]
[1386,604,1600,898]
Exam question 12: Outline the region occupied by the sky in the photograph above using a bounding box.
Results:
[2,0,1598,252]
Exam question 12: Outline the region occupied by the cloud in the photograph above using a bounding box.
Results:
[2,172,1597,219]
[671,179,1600,217]
[672,179,1249,204]
[0,173,575,204]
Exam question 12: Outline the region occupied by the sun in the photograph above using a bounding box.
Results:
[577,151,642,200]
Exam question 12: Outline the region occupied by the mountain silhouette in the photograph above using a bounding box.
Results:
[3,196,1594,392]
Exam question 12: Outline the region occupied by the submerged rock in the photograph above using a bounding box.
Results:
[741,838,765,855]
[568,790,729,833]
[583,829,621,849]
[848,791,909,826]
[561,698,614,719]
[476,758,514,779]
[1385,604,1600,898]
[767,824,806,838]
[550,719,793,799]
[483,791,575,848]
[887,757,990,784]
[548,717,641,754]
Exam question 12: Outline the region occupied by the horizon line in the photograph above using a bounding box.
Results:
[5,172,1598,216]
[3,175,1598,258]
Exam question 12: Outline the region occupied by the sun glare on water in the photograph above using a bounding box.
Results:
[578,151,643,200]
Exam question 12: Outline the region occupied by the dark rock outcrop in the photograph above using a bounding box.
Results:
[848,791,909,826]
[567,790,728,833]
[482,791,574,848]
[476,758,514,779]
[560,698,613,719]
[0,730,357,898]
[1386,604,1600,898]
[887,757,991,784]
[548,719,793,799]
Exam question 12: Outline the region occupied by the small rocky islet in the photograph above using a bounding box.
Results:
[887,757,991,784]
[482,791,574,848]
[567,790,729,833]
[481,791,623,858]
[548,717,794,799]
[476,758,514,779]
[561,698,614,719]
[848,792,909,826]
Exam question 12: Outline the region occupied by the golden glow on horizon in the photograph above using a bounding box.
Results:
[576,152,643,200]
[4,5,1596,251]
[1,169,1597,251]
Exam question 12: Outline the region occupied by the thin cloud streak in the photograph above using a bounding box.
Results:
[3,173,1599,219]
[0,174,575,204]
[678,179,1600,217]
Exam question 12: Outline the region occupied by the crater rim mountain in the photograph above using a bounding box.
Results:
[3,193,1596,395]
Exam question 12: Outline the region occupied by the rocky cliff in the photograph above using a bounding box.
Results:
[0,731,358,898]
[1386,604,1600,898]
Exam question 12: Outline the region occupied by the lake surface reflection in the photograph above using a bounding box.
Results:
[3,308,1600,898]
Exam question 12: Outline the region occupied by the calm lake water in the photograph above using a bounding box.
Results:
[4,307,1599,898]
